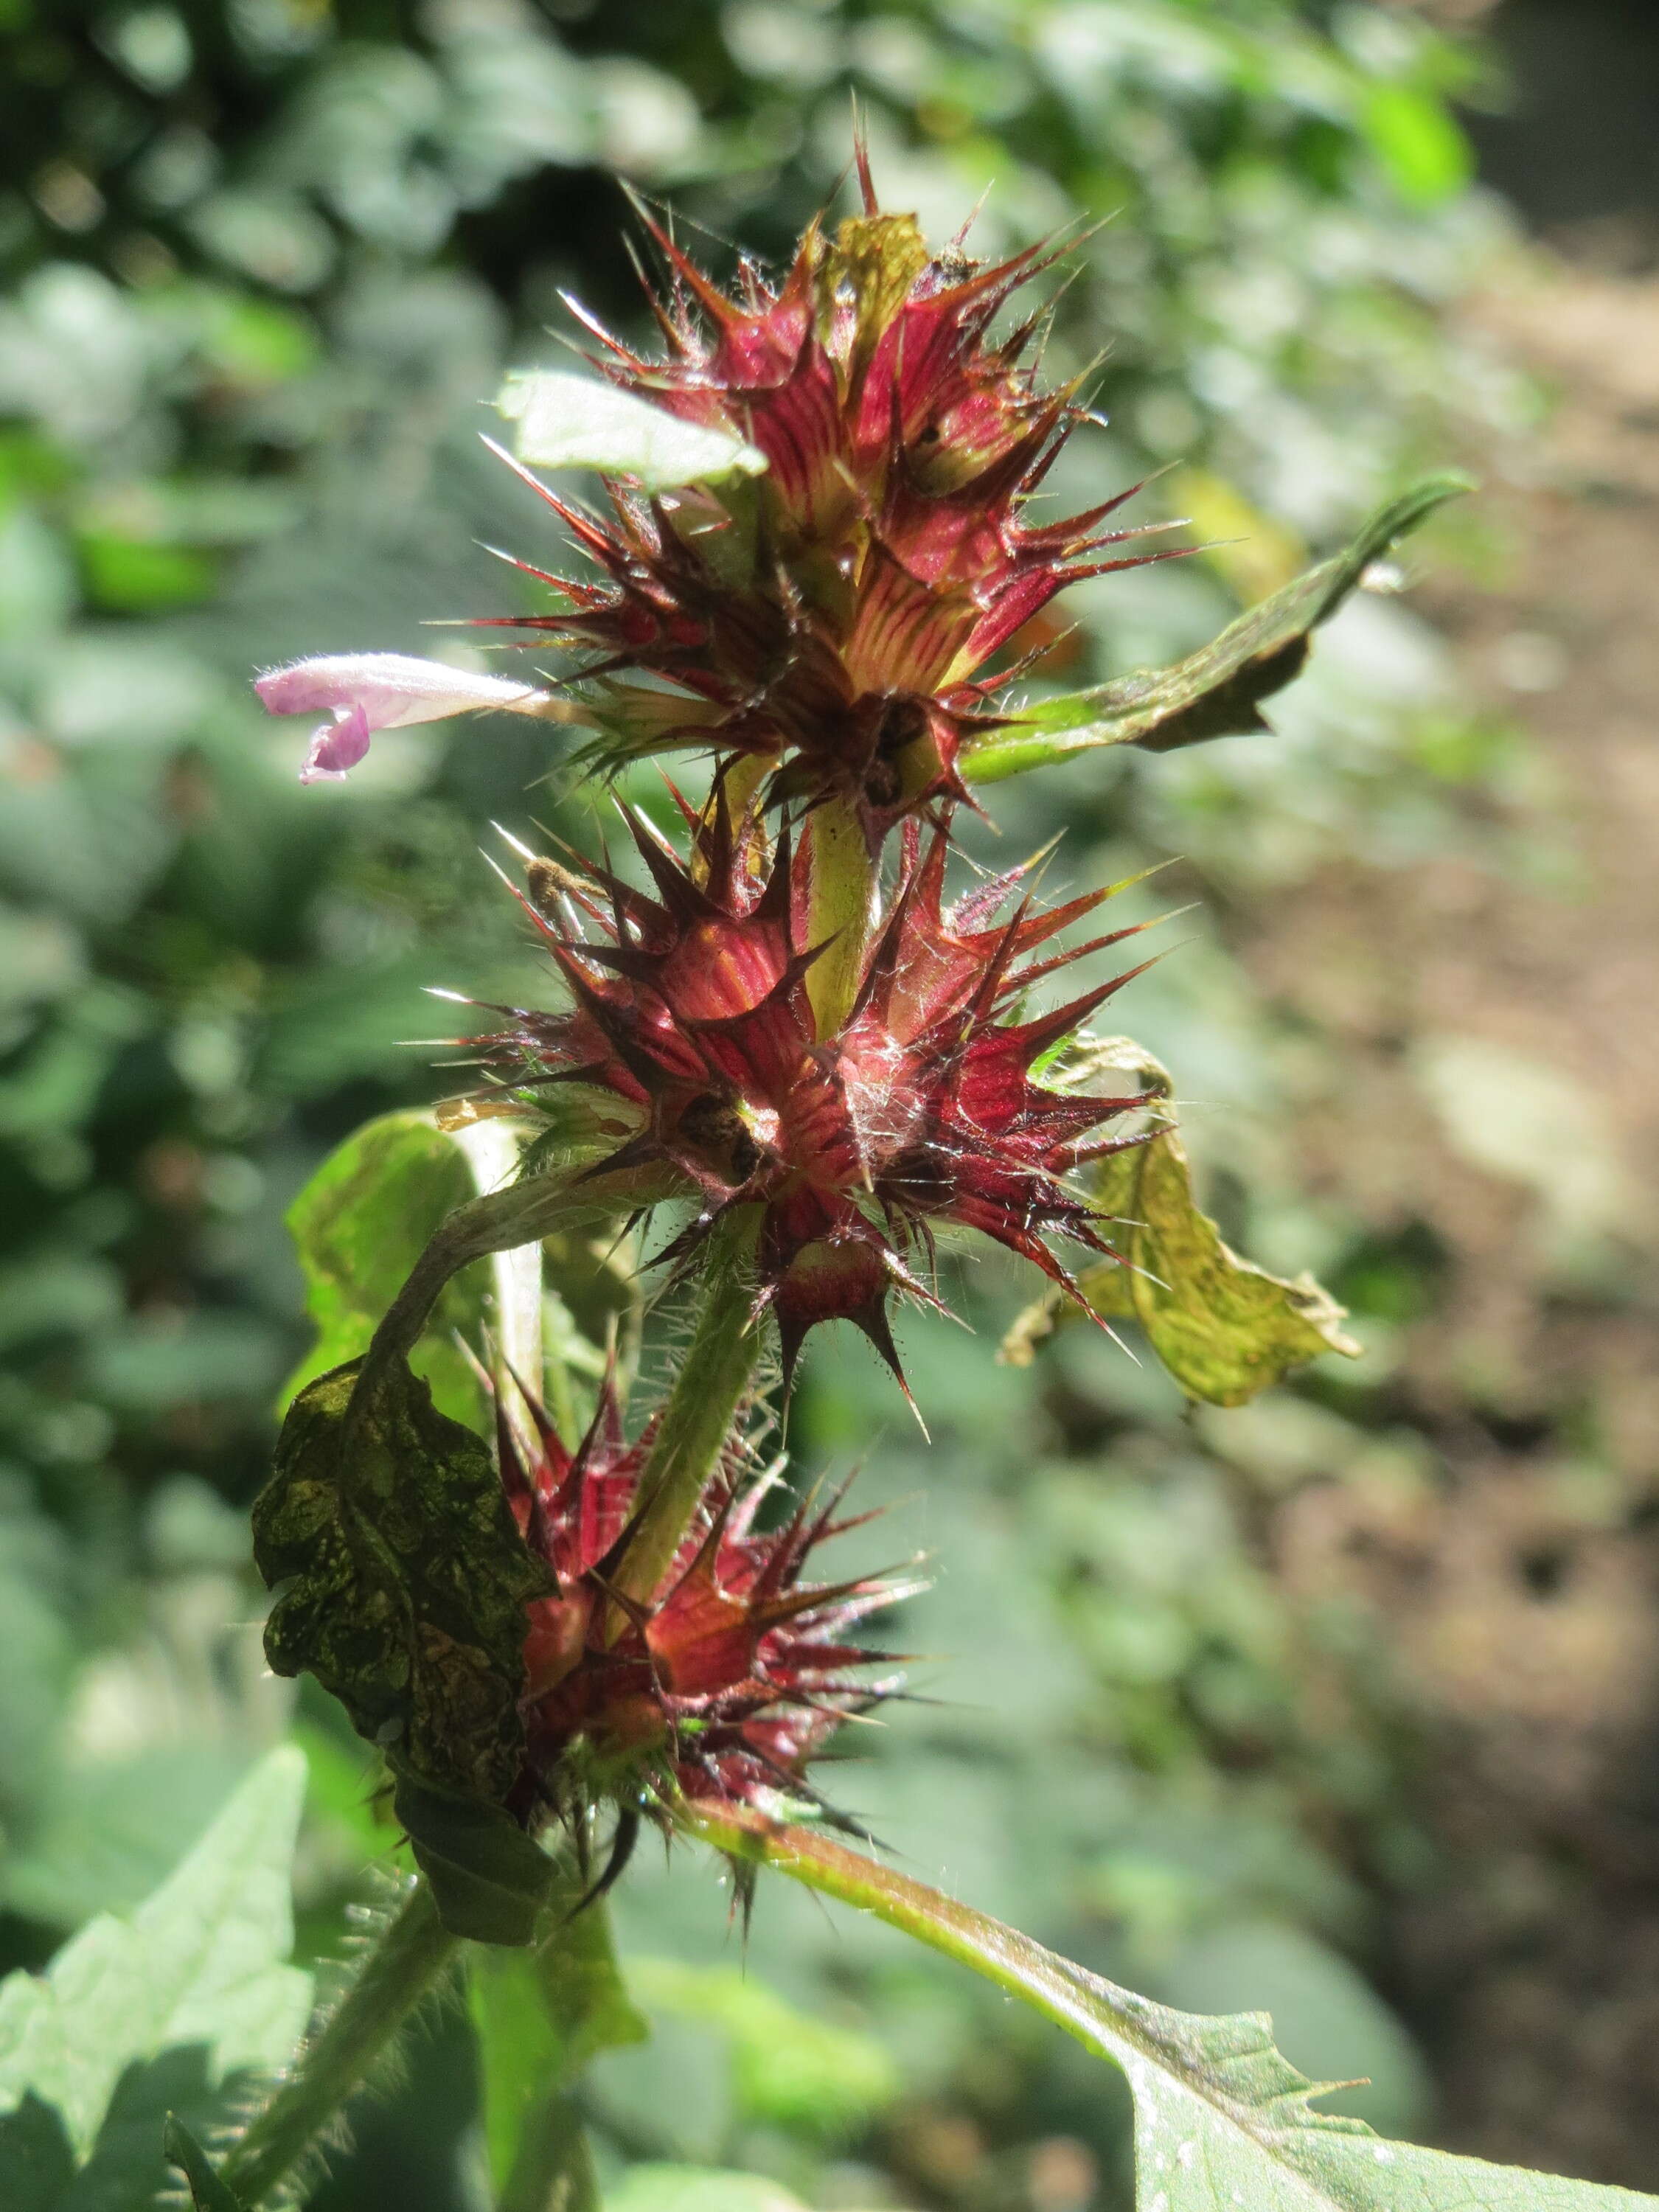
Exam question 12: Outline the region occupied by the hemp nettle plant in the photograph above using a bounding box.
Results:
[20,155,1637,2212]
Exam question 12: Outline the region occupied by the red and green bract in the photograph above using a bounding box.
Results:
[494,1372,901,1824]
[479,161,1180,836]
[461,794,1155,1389]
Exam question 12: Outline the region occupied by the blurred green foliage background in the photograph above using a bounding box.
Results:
[5,1,1632,2207]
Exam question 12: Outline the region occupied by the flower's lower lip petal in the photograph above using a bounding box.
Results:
[299,703,373,783]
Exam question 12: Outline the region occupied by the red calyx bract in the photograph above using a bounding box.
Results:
[478,162,1185,836]
[458,793,1158,1394]
[495,1371,904,1829]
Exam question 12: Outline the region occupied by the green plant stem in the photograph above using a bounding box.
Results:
[678,1800,1093,2056]
[804,792,877,1037]
[359,1166,630,1382]
[222,1876,459,2207]
[498,2091,602,2212]
[612,1207,763,1609]
[472,1873,642,2211]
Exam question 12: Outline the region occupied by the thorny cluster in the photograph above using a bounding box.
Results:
[478,167,1180,838]
[261,161,1182,1845]
[471,802,1155,1393]
[495,1365,915,1885]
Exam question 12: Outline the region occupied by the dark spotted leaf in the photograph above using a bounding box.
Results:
[252,1357,554,1941]
[961,474,1472,785]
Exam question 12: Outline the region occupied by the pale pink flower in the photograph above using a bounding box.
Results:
[254,653,562,784]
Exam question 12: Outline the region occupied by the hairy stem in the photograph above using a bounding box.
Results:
[498,2092,602,2212]
[473,1868,644,2211]
[359,1175,585,1382]
[349,1160,674,1432]
[612,1207,764,1609]
[223,1876,459,2206]
[804,793,878,1037]
[678,1801,1131,2073]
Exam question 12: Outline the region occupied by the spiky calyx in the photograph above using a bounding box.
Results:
[456,792,1157,1393]
[479,163,1183,837]
[493,1372,903,1830]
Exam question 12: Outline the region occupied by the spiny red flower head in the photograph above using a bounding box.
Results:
[479,158,1183,837]
[494,1370,903,1829]
[459,791,1158,1393]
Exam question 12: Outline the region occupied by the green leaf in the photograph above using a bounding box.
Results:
[960,475,1473,785]
[687,1808,1659,2212]
[0,2096,74,2208]
[604,2168,813,2212]
[497,370,767,491]
[389,1772,559,1949]
[2,1744,265,1930]
[1150,1921,1431,2140]
[252,1356,555,1941]
[627,1958,897,2140]
[164,2116,251,2211]
[1002,1048,1357,1404]
[470,1888,648,2195]
[0,1749,312,2160]
[75,532,218,612]
[1361,84,1474,209]
[282,1107,507,1427]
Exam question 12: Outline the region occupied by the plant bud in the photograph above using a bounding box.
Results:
[493,1371,906,1829]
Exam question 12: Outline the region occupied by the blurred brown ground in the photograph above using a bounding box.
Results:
[1249,249,1659,2180]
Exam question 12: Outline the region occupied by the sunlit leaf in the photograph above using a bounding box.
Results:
[283,1108,639,1432]
[1,1745,265,1930]
[0,1750,312,2163]
[497,369,767,490]
[1151,1921,1431,2140]
[961,476,1472,785]
[1004,1048,1357,1403]
[282,1108,504,1427]
[687,1807,1659,2212]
